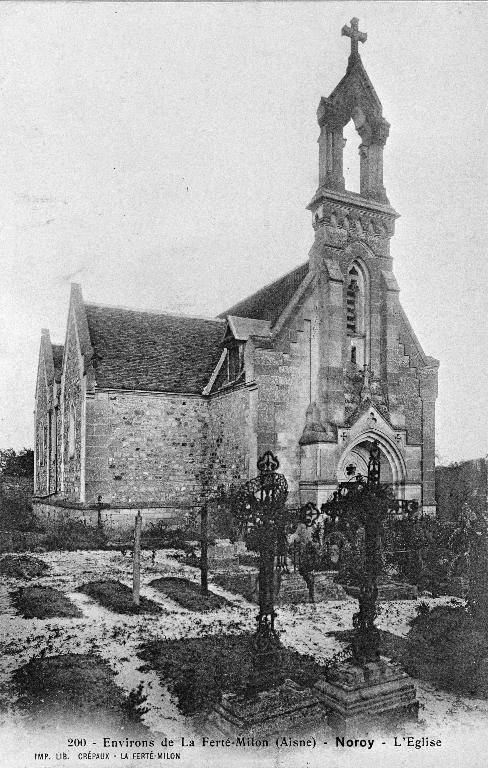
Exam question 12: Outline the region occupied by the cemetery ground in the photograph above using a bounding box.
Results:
[2,549,488,768]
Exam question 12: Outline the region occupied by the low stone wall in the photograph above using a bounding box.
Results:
[32,501,187,541]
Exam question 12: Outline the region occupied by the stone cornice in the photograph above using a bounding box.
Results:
[308,187,399,219]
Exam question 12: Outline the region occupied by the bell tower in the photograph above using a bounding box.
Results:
[299,19,439,515]
[314,17,390,204]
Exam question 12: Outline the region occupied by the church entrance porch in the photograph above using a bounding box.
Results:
[298,405,423,511]
[338,437,396,486]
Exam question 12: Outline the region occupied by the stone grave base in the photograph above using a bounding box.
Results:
[314,657,418,733]
[345,581,418,601]
[211,570,311,605]
[211,568,349,605]
[208,541,240,570]
[206,679,325,738]
[313,572,348,601]
[210,569,258,601]
[276,572,310,605]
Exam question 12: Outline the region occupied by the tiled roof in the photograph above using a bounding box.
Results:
[85,304,225,394]
[226,316,272,341]
[220,262,309,325]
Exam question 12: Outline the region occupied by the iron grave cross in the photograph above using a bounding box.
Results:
[342,17,367,59]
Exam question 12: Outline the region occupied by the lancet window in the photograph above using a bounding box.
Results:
[345,261,368,367]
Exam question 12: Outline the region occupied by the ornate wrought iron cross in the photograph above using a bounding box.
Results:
[341,17,367,59]
[318,440,395,664]
[228,451,298,695]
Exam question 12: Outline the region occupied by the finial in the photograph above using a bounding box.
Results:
[341,17,367,60]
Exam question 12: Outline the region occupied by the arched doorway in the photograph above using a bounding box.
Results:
[337,433,406,497]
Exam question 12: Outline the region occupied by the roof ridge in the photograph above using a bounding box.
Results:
[85,302,225,324]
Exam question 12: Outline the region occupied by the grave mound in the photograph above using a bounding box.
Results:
[0,554,50,579]
[150,577,231,611]
[13,653,150,730]
[78,579,162,614]
[11,585,83,619]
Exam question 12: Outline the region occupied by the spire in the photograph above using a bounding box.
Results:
[341,17,367,66]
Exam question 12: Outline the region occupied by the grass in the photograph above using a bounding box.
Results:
[78,579,162,614]
[0,554,50,579]
[13,653,150,731]
[11,585,83,619]
[149,577,231,611]
[139,632,329,715]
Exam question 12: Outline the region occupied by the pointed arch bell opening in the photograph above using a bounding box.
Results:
[345,256,369,368]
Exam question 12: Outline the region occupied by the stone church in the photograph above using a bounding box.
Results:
[34,19,439,532]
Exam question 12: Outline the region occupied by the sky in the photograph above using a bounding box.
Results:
[0,1,486,464]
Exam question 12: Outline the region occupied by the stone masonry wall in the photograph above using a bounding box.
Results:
[62,311,84,501]
[398,345,422,446]
[206,386,253,491]
[96,391,209,508]
[34,363,48,495]
[48,405,61,495]
[254,297,316,506]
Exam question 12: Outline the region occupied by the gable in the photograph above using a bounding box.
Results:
[34,346,49,411]
[225,315,271,342]
[35,330,63,408]
[328,57,383,122]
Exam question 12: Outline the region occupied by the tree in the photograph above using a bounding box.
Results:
[0,449,34,478]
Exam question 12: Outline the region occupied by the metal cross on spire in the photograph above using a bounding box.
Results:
[341,17,367,59]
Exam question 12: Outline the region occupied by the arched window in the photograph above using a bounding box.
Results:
[346,268,360,333]
[68,403,76,459]
[343,119,361,194]
[346,261,368,367]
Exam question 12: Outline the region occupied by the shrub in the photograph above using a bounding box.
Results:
[0,496,38,533]
[43,521,108,551]
[141,522,188,549]
[401,603,488,697]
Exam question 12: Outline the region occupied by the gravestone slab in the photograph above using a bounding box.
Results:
[206,679,326,738]
[211,569,259,601]
[314,657,418,733]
